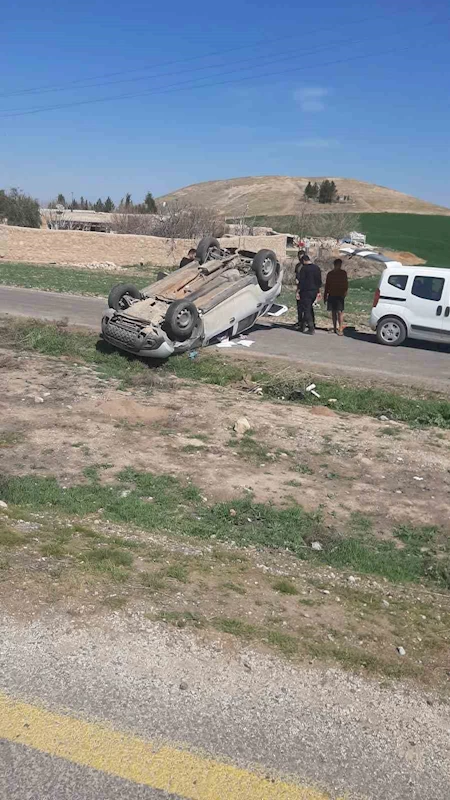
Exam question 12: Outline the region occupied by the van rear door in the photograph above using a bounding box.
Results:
[407,272,447,342]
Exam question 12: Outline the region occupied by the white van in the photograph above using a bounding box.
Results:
[370,265,450,346]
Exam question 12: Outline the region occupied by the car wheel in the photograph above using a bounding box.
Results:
[252,249,280,290]
[108,283,142,311]
[196,237,220,265]
[165,300,199,341]
[376,317,407,346]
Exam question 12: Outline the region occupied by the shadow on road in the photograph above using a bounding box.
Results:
[253,320,450,354]
[343,326,450,353]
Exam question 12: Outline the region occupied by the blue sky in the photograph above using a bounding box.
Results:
[1,0,449,207]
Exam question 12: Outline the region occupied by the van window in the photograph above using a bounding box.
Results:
[388,275,408,290]
[412,276,444,302]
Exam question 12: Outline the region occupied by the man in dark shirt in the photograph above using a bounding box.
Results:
[296,254,322,334]
[324,258,348,335]
[179,248,197,268]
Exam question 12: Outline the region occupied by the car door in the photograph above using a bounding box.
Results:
[407,272,447,342]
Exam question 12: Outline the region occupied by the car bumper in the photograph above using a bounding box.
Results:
[369,309,379,331]
[101,311,174,359]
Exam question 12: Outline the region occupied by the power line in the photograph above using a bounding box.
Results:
[0,7,417,99]
[0,28,413,102]
[0,39,436,120]
[1,16,447,120]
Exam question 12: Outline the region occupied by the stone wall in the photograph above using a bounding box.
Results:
[1,225,286,267]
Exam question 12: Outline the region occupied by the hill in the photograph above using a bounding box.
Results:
[158,176,450,217]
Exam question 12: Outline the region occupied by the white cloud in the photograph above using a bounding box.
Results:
[294,87,328,112]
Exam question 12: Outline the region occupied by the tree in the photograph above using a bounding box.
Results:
[104,196,115,212]
[144,191,157,213]
[318,179,338,204]
[124,193,132,209]
[93,198,105,212]
[57,193,66,207]
[0,187,41,228]
[304,181,314,200]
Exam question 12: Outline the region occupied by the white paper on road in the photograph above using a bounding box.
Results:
[267,304,288,317]
[217,336,255,349]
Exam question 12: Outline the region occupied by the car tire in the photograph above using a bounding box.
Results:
[252,249,280,290]
[108,283,142,311]
[165,299,199,342]
[196,237,220,265]
[376,316,407,346]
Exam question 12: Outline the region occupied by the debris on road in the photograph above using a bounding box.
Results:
[397,646,406,657]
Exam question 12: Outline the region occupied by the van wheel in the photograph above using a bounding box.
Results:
[376,317,407,346]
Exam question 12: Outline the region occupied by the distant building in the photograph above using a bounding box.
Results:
[41,208,114,233]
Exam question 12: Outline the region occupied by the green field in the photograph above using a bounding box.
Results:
[0,262,155,296]
[247,213,450,266]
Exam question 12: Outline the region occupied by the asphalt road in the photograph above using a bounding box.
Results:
[1,285,450,389]
[1,613,450,800]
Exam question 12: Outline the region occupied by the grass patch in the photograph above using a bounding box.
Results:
[273,578,298,595]
[228,432,271,463]
[157,610,204,628]
[103,595,128,610]
[3,318,450,428]
[378,426,401,437]
[3,468,450,590]
[165,564,189,583]
[222,581,246,595]
[82,546,133,568]
[266,629,298,656]
[141,572,166,592]
[40,541,67,557]
[182,444,205,454]
[213,617,257,637]
[0,262,155,296]
[0,431,25,448]
[0,523,24,547]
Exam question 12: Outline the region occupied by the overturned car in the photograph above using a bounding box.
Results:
[101,236,283,358]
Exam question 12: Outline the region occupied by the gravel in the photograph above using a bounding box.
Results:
[1,611,449,799]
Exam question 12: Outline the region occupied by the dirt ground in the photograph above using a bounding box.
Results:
[1,349,449,531]
[2,348,450,686]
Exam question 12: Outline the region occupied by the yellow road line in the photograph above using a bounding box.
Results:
[0,691,333,800]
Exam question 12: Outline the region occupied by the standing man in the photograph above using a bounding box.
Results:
[296,254,322,335]
[324,258,348,335]
[179,248,197,268]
